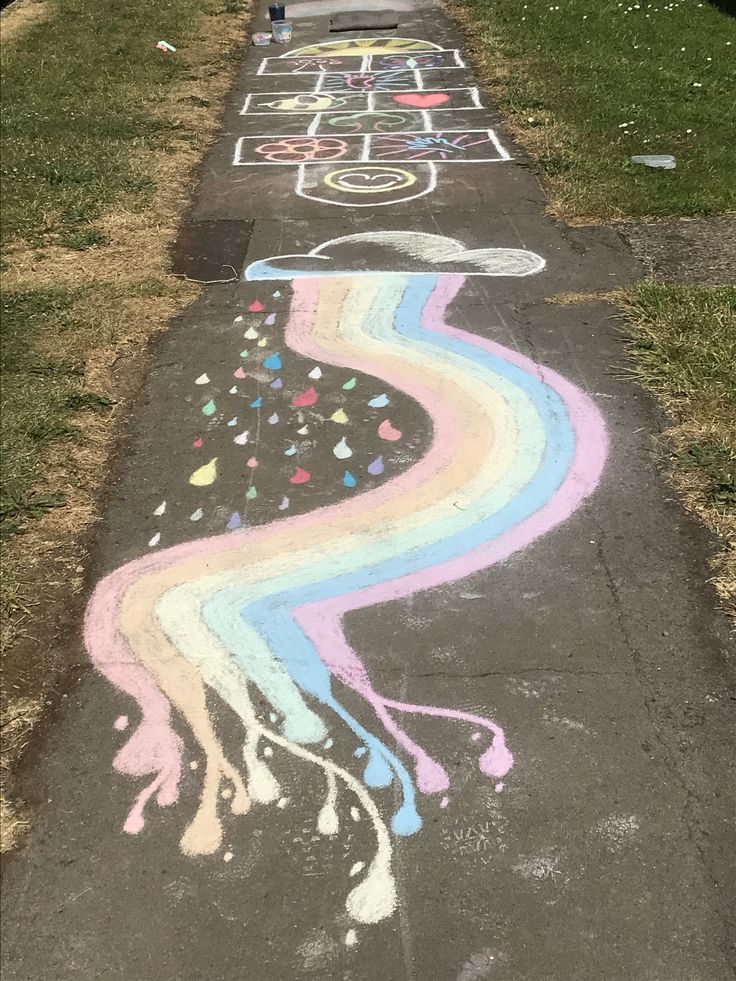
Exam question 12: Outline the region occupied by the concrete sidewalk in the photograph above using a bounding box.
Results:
[1,4,734,980]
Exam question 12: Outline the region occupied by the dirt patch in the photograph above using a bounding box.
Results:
[619,215,736,286]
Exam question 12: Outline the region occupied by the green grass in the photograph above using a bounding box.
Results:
[0,288,86,536]
[618,282,736,514]
[453,0,736,218]
[0,0,243,539]
[1,0,212,247]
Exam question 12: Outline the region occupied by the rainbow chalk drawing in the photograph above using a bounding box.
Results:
[84,231,607,926]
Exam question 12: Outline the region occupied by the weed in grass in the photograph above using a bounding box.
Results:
[60,229,111,252]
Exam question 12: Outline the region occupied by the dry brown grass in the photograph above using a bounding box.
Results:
[0,0,50,46]
[1,2,249,852]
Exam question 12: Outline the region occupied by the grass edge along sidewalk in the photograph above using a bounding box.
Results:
[446,0,735,616]
[0,0,250,851]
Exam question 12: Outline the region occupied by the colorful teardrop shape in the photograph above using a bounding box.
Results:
[290,466,311,485]
[189,457,218,486]
[333,437,352,460]
[378,419,402,441]
[292,387,318,407]
[368,394,390,408]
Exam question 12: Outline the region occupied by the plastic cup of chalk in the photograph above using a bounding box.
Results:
[252,31,271,45]
[271,20,293,43]
[268,4,286,20]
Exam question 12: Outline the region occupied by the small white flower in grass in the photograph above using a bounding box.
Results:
[681,47,685,52]
[686,129,693,134]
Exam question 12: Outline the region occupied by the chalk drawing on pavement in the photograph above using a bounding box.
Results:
[237,37,505,206]
[84,230,608,928]
[286,37,441,57]
[235,131,508,166]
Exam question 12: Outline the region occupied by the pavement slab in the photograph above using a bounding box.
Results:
[1,5,734,981]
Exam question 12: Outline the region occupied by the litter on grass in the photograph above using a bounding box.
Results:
[630,154,676,170]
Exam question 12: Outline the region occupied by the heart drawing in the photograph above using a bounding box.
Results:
[392,92,451,109]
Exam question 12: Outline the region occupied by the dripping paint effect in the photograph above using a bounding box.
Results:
[317,771,339,835]
[343,377,357,390]
[367,456,385,476]
[250,397,263,409]
[257,337,269,348]
[343,471,357,488]
[244,327,259,340]
[148,532,161,548]
[153,502,166,516]
[84,248,606,929]
[229,386,238,395]
[190,508,203,522]
[285,444,297,457]
[248,300,264,313]
[227,512,242,531]
[264,313,276,326]
[192,438,203,448]
[268,412,279,425]
[233,432,249,445]
[309,366,322,380]
[195,373,210,385]
[290,466,311,485]
[246,486,257,500]
[227,417,238,427]
[330,409,349,424]
[234,366,247,379]
[202,400,216,417]
[270,378,283,389]
[247,456,258,468]
[264,352,282,370]
[278,496,290,510]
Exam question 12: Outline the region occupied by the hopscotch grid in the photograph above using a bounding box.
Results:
[257,65,462,78]
[257,50,466,74]
[239,86,486,115]
[295,160,439,206]
[232,131,512,166]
